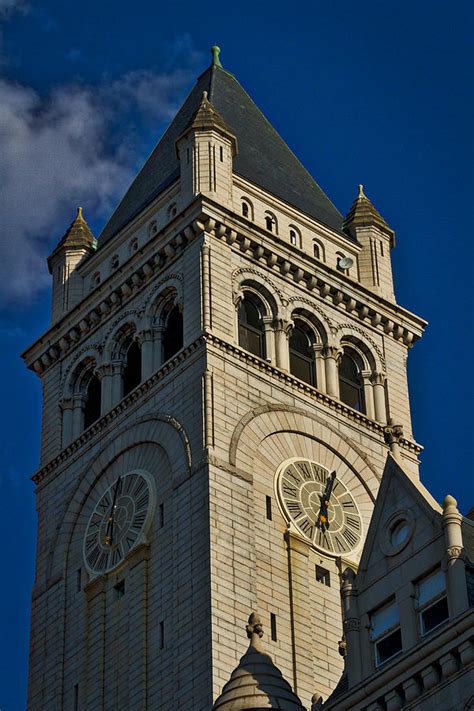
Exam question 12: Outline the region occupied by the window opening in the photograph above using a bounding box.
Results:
[159,620,165,649]
[417,570,449,636]
[123,340,142,396]
[290,229,298,246]
[163,304,183,362]
[289,322,316,386]
[242,201,249,218]
[265,215,275,232]
[266,495,272,521]
[315,565,330,587]
[159,503,164,528]
[238,295,266,359]
[111,255,119,270]
[83,374,101,429]
[220,146,224,161]
[313,243,320,259]
[370,601,402,667]
[74,684,79,711]
[339,352,365,413]
[270,613,277,641]
[114,580,125,599]
[76,568,82,592]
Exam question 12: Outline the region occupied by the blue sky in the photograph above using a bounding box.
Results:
[0,1,473,708]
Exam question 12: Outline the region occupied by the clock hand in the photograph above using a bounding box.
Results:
[316,471,336,532]
[104,477,121,546]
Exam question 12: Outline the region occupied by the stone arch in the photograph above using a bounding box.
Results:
[103,314,140,361]
[62,346,101,396]
[229,404,381,497]
[287,296,334,334]
[47,413,192,581]
[143,273,184,323]
[232,267,284,316]
[335,324,385,373]
[289,306,330,345]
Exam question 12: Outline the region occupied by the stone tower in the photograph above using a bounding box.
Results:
[23,47,427,710]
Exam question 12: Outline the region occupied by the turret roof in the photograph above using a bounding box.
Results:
[98,48,347,246]
[343,184,395,245]
[47,207,95,271]
[212,613,306,711]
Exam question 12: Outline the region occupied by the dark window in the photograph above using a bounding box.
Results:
[315,565,330,587]
[186,148,190,164]
[159,503,164,528]
[265,215,274,232]
[421,597,449,635]
[266,496,272,521]
[114,580,125,599]
[418,570,449,636]
[270,613,277,641]
[220,146,224,161]
[339,353,365,413]
[375,628,402,666]
[238,295,266,358]
[290,229,298,246]
[159,621,165,649]
[123,340,142,396]
[163,304,183,362]
[74,684,79,711]
[83,375,101,429]
[242,202,249,218]
[313,243,320,259]
[289,322,316,386]
[76,568,82,592]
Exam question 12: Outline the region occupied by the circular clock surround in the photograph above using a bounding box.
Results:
[276,458,363,556]
[83,469,156,576]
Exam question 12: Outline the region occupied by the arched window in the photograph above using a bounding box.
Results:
[289,226,301,249]
[289,321,316,386]
[238,294,266,358]
[129,238,138,254]
[265,214,276,232]
[163,304,183,362]
[91,272,101,290]
[339,351,365,413]
[242,202,249,218]
[83,374,101,429]
[168,203,177,220]
[123,340,142,396]
[241,198,253,220]
[110,254,119,271]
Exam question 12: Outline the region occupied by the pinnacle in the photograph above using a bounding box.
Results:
[47,206,96,271]
[211,45,222,67]
[344,184,395,244]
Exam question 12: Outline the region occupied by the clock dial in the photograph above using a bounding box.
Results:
[83,470,155,575]
[277,459,362,556]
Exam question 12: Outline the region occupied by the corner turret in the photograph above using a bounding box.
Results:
[344,185,396,301]
[47,207,96,323]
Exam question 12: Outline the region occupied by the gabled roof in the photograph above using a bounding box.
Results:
[98,53,347,246]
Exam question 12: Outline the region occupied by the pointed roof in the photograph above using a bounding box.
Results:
[343,184,395,245]
[98,49,347,246]
[212,613,306,711]
[177,90,237,153]
[48,207,96,271]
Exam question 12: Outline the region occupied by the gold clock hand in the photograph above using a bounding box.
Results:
[104,477,121,546]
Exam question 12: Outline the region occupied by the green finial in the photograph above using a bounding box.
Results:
[211,45,222,67]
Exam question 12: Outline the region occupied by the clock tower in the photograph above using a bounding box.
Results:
[23,47,426,710]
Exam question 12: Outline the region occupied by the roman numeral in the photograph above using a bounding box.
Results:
[136,492,149,511]
[312,465,327,483]
[299,517,314,538]
[346,515,360,530]
[287,502,303,518]
[333,480,344,496]
[124,475,135,494]
[342,527,358,547]
[132,513,146,529]
[97,494,110,513]
[334,535,348,553]
[341,498,355,509]
[296,461,314,481]
[286,469,302,486]
[282,482,298,498]
[133,478,146,496]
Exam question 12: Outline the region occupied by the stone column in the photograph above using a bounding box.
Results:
[285,531,314,706]
[153,325,165,371]
[262,316,275,363]
[60,397,74,446]
[341,567,362,687]
[361,370,375,419]
[111,361,124,405]
[398,585,417,649]
[201,239,211,332]
[383,420,404,462]
[323,346,341,398]
[137,329,154,380]
[97,363,114,412]
[274,319,292,371]
[72,394,86,439]
[442,495,469,616]
[313,344,326,391]
[372,372,387,424]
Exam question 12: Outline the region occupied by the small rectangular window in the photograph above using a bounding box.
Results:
[159,620,165,649]
[417,569,449,635]
[76,568,82,592]
[159,503,164,528]
[186,147,190,164]
[315,565,330,587]
[114,580,125,599]
[380,241,384,257]
[370,601,402,667]
[270,613,277,641]
[74,684,79,711]
[266,496,272,521]
[220,146,224,161]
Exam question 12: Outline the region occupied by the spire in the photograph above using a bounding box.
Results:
[343,184,395,246]
[176,89,238,157]
[47,207,96,272]
[211,45,222,67]
[212,612,306,710]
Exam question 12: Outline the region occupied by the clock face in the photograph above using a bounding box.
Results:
[277,458,363,556]
[83,470,156,575]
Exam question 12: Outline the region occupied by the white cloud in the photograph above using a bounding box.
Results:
[0,46,201,306]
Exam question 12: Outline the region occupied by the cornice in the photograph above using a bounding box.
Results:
[23,201,426,378]
[30,331,421,488]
